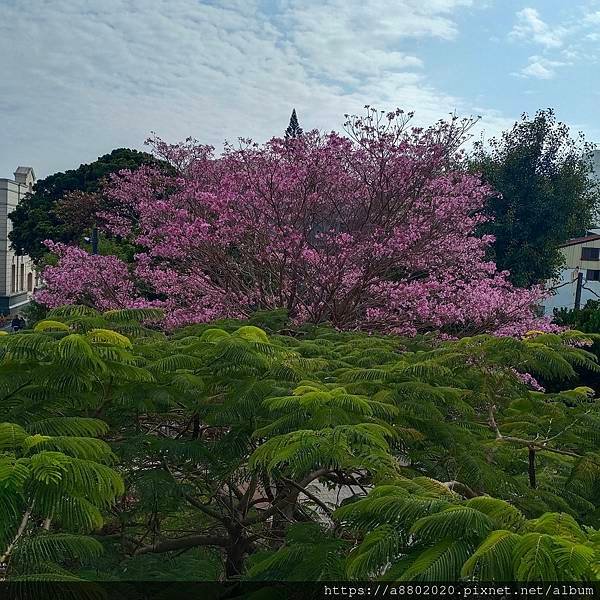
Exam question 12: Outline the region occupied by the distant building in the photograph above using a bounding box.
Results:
[542,233,600,314]
[541,150,600,315]
[0,167,37,313]
[593,149,600,179]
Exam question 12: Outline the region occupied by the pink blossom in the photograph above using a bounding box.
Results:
[37,109,550,335]
[510,368,546,392]
[37,241,140,311]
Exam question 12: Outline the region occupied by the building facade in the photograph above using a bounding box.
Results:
[541,150,600,315]
[542,233,600,315]
[0,167,36,313]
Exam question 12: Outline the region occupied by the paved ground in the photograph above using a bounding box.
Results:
[1,322,25,332]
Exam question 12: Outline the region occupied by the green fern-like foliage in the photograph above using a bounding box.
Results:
[0,418,122,577]
[246,523,349,581]
[336,479,599,581]
[0,312,145,579]
[4,307,600,582]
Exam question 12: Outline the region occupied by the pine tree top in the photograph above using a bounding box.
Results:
[285,108,303,139]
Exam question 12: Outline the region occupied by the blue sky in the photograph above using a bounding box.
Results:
[1,0,599,178]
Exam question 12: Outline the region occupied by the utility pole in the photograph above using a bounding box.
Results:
[574,271,583,309]
[91,226,99,255]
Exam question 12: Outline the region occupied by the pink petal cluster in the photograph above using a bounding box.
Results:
[37,110,551,335]
[509,368,546,392]
[37,241,139,311]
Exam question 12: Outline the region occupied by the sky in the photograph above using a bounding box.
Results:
[1,0,599,179]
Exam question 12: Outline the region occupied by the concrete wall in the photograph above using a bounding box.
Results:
[542,240,600,315]
[543,269,600,315]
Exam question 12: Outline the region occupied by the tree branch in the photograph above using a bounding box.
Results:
[184,493,234,528]
[133,534,229,555]
[0,507,32,567]
[282,477,333,517]
[442,480,479,499]
[488,403,583,459]
[243,469,332,525]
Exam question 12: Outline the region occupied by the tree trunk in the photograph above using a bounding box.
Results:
[528,446,536,489]
[225,535,246,578]
[270,488,298,548]
[192,414,200,439]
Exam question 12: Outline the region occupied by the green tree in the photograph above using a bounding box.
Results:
[0,324,128,580]
[471,109,599,287]
[554,300,600,333]
[4,309,600,581]
[9,149,163,262]
[285,108,303,140]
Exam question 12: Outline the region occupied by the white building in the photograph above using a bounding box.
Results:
[0,167,36,314]
[542,150,600,315]
[593,149,600,176]
[542,233,600,315]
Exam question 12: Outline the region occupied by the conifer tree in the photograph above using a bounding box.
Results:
[285,108,303,139]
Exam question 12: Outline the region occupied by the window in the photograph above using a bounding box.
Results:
[20,264,24,291]
[10,265,15,293]
[586,269,600,281]
[27,272,33,292]
[582,247,600,260]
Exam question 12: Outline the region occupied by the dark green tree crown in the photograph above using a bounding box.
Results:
[285,108,303,139]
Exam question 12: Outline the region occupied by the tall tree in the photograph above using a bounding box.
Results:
[38,110,548,336]
[285,108,303,139]
[471,109,600,288]
[9,148,163,262]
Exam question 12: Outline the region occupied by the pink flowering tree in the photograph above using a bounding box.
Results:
[37,109,549,334]
[36,241,138,311]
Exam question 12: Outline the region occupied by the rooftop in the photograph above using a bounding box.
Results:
[559,233,600,248]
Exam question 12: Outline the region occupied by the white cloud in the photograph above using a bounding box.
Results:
[0,0,505,178]
[509,7,566,48]
[514,56,569,80]
[507,5,600,81]
[583,10,600,25]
